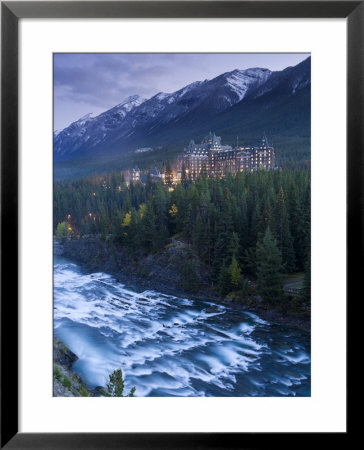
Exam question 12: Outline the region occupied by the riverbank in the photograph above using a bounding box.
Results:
[56,236,310,332]
[53,339,103,397]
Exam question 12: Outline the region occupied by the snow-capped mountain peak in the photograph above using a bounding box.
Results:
[54,57,310,163]
[54,68,273,156]
[54,95,146,156]
[114,94,146,110]
[75,113,96,126]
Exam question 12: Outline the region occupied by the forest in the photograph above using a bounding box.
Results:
[54,168,311,306]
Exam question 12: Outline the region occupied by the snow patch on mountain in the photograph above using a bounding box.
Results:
[292,78,310,94]
[155,92,169,101]
[177,80,204,97]
[225,68,272,102]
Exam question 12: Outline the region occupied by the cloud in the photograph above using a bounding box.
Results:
[54,54,174,108]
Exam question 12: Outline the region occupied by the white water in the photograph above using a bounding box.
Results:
[54,256,311,397]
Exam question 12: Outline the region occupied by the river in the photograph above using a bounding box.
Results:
[54,255,311,397]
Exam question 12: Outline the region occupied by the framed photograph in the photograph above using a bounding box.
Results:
[1,1,358,448]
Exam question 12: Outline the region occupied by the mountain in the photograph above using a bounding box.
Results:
[54,57,310,178]
[54,68,272,160]
[202,57,311,150]
[54,95,146,158]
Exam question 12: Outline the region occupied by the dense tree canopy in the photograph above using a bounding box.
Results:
[54,168,310,300]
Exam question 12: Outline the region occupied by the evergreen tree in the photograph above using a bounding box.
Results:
[258,199,272,238]
[121,191,131,216]
[122,209,138,250]
[288,181,306,271]
[212,197,234,281]
[256,227,284,304]
[180,259,200,293]
[153,184,169,248]
[218,263,232,296]
[303,249,311,302]
[229,256,242,289]
[112,210,124,243]
[139,203,158,252]
[238,194,249,257]
[165,160,173,188]
[181,162,188,188]
[243,247,257,276]
[192,215,209,261]
[248,201,260,248]
[99,214,109,241]
[273,187,296,272]
[106,369,136,397]
[229,232,240,260]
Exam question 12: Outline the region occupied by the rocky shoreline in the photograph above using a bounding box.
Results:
[56,236,310,332]
[53,339,105,397]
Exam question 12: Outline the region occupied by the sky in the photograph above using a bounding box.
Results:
[54,53,309,131]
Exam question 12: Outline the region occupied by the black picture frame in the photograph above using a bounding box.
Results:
[1,1,358,448]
